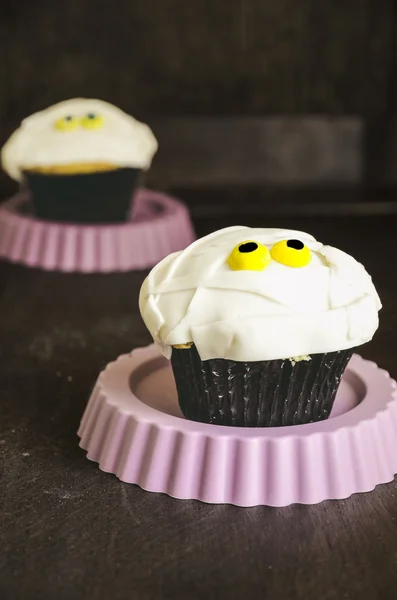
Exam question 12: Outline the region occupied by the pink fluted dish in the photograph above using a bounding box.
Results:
[0,189,195,272]
[78,345,397,507]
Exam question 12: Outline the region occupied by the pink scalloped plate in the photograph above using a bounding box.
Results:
[0,189,195,272]
[78,346,397,507]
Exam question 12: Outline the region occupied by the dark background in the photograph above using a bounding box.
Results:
[1,0,397,201]
[1,1,395,117]
[1,3,397,600]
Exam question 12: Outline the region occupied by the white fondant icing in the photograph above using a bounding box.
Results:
[139,227,381,361]
[1,98,158,181]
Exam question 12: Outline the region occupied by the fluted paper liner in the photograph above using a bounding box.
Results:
[25,167,142,223]
[171,344,354,427]
[78,345,397,507]
[0,189,194,272]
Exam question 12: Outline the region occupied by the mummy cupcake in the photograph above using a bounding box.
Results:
[1,98,158,223]
[139,226,381,427]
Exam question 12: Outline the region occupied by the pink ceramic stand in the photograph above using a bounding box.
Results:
[78,345,397,507]
[0,189,195,272]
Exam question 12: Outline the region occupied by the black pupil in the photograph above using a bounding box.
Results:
[239,242,258,253]
[87,113,96,119]
[65,115,73,121]
[286,239,304,250]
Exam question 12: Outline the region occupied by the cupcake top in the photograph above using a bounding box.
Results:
[140,226,381,362]
[1,98,158,181]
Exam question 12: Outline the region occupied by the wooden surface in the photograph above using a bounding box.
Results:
[149,117,362,187]
[0,208,397,600]
[0,0,394,119]
[1,0,396,195]
[0,117,364,201]
[169,188,397,217]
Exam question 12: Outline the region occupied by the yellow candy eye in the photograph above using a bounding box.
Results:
[80,112,104,129]
[228,240,271,271]
[54,115,79,131]
[270,239,311,268]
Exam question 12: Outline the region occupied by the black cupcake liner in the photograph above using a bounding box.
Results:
[24,167,142,224]
[171,345,354,427]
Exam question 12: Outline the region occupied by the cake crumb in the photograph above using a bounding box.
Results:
[289,355,311,366]
[173,342,193,349]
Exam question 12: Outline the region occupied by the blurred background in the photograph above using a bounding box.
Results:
[0,0,396,215]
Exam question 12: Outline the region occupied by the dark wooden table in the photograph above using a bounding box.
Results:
[1,211,397,600]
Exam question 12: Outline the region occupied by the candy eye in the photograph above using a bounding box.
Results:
[54,115,78,131]
[270,239,311,268]
[228,240,271,271]
[80,112,104,129]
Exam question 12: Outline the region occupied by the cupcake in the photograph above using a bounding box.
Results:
[139,226,381,427]
[1,98,158,223]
